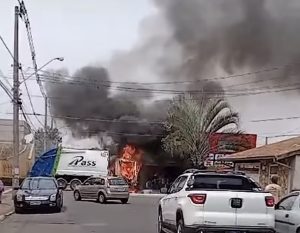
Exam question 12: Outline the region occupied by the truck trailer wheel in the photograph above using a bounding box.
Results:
[57,178,68,190]
[70,179,82,191]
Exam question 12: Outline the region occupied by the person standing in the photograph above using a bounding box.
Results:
[265,175,282,204]
[0,179,4,204]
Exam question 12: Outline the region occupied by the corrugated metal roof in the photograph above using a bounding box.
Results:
[222,136,300,161]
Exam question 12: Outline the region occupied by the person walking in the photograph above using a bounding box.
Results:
[265,175,282,204]
[0,179,4,204]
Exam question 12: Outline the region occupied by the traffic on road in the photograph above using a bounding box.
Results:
[1,0,300,233]
[1,171,300,232]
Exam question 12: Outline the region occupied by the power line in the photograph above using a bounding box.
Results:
[19,66,44,128]
[32,61,300,85]
[251,116,300,123]
[4,112,164,125]
[18,0,46,98]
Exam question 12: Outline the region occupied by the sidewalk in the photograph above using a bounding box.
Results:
[0,189,14,222]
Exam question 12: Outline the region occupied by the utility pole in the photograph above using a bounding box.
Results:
[12,5,20,198]
[265,137,269,145]
[44,97,48,152]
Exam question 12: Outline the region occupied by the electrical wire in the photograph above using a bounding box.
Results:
[18,0,46,98]
[29,61,300,85]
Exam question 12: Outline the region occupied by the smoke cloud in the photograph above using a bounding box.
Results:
[46,0,300,147]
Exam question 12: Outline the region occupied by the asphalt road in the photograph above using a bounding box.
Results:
[0,192,162,233]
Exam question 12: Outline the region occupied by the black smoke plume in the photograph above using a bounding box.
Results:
[46,0,300,146]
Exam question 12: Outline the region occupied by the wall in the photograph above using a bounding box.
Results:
[259,158,291,196]
[0,143,34,179]
[291,155,300,191]
[0,119,31,143]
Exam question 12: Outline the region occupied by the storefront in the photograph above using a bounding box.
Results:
[222,136,300,195]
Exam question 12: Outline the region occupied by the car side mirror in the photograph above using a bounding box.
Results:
[13,186,20,190]
[275,204,279,210]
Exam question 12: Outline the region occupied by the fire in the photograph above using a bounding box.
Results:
[115,144,143,192]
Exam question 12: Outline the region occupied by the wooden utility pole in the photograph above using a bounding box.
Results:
[44,97,48,152]
[12,5,20,198]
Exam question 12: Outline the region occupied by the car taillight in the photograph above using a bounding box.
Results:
[265,196,275,207]
[188,194,207,204]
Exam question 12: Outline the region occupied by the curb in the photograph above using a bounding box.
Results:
[3,189,12,194]
[0,210,14,223]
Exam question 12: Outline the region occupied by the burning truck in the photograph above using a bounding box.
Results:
[110,144,143,192]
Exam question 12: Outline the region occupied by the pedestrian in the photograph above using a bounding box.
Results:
[265,175,282,204]
[0,179,4,204]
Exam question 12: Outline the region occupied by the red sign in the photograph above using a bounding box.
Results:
[209,133,257,154]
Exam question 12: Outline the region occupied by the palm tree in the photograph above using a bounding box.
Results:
[162,94,240,168]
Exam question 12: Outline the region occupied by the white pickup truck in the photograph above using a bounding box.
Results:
[158,170,275,233]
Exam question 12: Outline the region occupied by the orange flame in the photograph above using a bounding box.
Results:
[118,144,143,192]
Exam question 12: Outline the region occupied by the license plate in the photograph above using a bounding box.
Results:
[116,188,125,192]
[30,201,41,206]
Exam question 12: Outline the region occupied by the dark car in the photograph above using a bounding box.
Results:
[14,177,63,213]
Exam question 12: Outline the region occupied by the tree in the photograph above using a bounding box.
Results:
[34,126,62,157]
[162,94,240,168]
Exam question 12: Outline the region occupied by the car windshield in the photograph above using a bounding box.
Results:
[108,178,127,186]
[21,178,57,190]
[190,175,260,191]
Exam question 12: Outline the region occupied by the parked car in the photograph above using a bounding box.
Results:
[14,176,63,213]
[74,176,129,204]
[158,169,276,233]
[275,191,300,233]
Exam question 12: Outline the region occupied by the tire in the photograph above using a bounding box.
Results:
[70,179,82,191]
[98,192,106,204]
[158,209,165,233]
[121,198,128,204]
[297,228,300,233]
[74,191,81,201]
[15,207,22,214]
[57,178,68,190]
[55,206,62,213]
[177,218,187,233]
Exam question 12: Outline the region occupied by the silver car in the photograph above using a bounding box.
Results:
[275,191,300,233]
[73,176,129,204]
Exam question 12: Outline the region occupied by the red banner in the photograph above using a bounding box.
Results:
[209,133,257,154]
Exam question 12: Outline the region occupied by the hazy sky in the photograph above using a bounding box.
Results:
[0,0,153,129]
[1,0,300,145]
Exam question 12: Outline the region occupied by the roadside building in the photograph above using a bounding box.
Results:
[0,119,34,184]
[0,119,31,144]
[222,136,300,195]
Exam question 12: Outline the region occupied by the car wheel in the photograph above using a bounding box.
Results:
[177,218,187,233]
[15,207,22,214]
[55,206,62,213]
[297,228,300,233]
[56,178,68,190]
[158,209,165,233]
[121,198,128,204]
[98,193,106,204]
[70,179,82,191]
[74,191,81,201]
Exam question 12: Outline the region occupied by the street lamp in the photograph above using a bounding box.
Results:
[20,57,64,83]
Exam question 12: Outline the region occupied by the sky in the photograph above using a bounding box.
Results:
[1,0,300,146]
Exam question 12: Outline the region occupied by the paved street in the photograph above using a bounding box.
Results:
[0,192,161,233]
